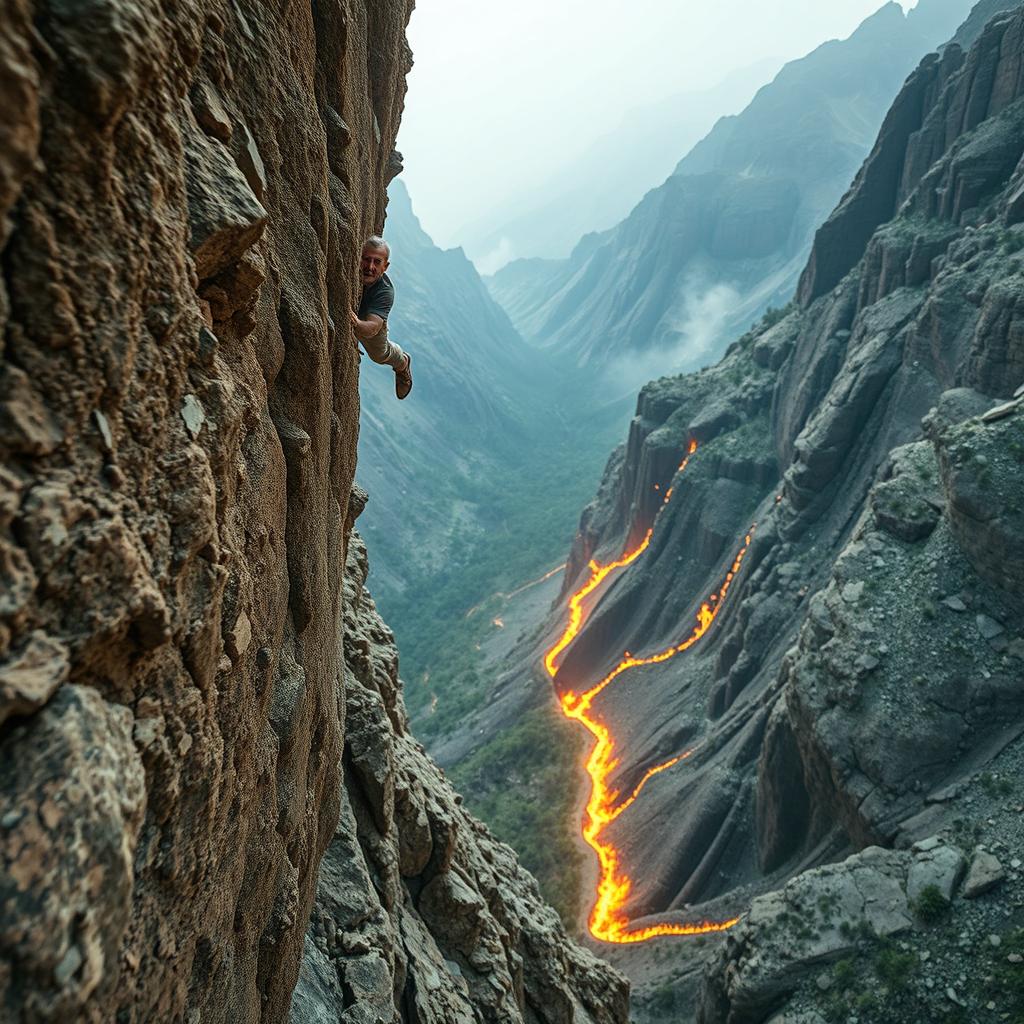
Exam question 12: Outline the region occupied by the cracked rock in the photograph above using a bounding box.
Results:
[963,849,1005,898]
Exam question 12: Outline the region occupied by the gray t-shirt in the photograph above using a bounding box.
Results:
[359,272,395,322]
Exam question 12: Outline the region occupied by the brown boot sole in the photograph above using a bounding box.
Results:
[395,353,413,400]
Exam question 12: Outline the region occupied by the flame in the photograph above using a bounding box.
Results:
[544,439,752,944]
[606,752,689,824]
[560,534,753,716]
[543,528,654,677]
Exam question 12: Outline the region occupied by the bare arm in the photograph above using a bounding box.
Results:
[350,309,384,341]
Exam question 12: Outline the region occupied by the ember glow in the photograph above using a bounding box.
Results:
[544,439,751,944]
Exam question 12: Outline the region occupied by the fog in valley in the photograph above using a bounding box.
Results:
[400,0,919,269]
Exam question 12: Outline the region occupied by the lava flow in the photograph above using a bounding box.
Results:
[544,441,697,678]
[544,439,751,944]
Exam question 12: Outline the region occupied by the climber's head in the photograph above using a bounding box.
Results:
[361,237,390,286]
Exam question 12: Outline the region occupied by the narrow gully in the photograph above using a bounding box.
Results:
[543,439,753,943]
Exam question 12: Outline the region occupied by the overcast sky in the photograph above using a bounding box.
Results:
[397,0,917,249]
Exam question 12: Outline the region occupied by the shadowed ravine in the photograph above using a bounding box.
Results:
[544,438,757,943]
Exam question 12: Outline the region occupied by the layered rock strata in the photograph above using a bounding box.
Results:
[0,1,412,1019]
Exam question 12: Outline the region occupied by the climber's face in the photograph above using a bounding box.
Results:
[361,246,390,286]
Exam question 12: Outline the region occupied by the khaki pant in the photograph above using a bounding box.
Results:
[361,321,407,370]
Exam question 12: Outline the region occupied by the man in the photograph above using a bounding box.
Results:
[349,236,413,400]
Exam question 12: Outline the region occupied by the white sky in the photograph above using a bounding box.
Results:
[398,0,917,248]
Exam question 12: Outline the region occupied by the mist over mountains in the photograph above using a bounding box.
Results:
[487,0,979,397]
[458,60,782,273]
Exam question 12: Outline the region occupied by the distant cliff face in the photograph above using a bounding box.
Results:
[461,4,1023,1020]
[488,0,976,384]
[457,62,780,270]
[0,2,413,1019]
[355,181,545,598]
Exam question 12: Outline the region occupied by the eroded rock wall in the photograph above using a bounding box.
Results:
[292,530,630,1024]
[544,2,1024,923]
[465,8,1024,1018]
[0,1,411,1020]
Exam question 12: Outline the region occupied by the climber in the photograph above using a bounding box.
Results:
[350,236,413,400]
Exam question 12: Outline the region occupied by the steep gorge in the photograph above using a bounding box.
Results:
[452,4,1024,1020]
[0,3,625,1022]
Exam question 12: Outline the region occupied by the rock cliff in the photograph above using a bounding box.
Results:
[291,529,629,1024]
[0,3,625,1022]
[0,1,410,1018]
[456,3,1024,1020]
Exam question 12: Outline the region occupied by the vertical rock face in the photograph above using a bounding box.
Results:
[292,532,630,1024]
[0,1,411,1020]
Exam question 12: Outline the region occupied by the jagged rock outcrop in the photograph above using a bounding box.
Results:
[291,532,629,1024]
[698,838,978,1024]
[0,1,412,1019]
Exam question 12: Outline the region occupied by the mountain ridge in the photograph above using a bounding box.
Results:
[487,0,978,389]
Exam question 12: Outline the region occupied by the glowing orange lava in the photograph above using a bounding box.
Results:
[544,441,698,678]
[544,439,751,944]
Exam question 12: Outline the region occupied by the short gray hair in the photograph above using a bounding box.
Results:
[363,235,390,258]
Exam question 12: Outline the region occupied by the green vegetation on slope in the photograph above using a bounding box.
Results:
[448,707,586,928]
[372,422,619,925]
[378,427,617,738]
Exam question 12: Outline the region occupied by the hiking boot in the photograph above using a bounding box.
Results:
[395,353,412,400]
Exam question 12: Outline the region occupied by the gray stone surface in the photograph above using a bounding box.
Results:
[699,847,916,1024]
[291,535,629,1024]
[963,849,1005,897]
[933,407,1024,595]
[906,841,965,902]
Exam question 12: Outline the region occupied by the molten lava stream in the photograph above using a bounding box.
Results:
[544,441,698,678]
[546,491,754,942]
